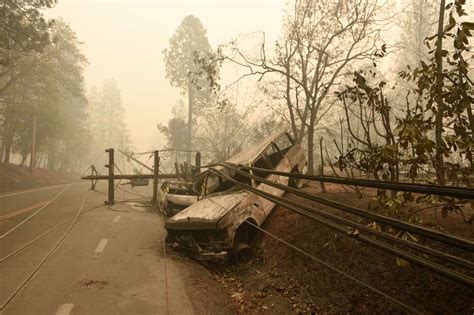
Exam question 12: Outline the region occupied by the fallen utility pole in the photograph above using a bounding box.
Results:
[83,148,180,205]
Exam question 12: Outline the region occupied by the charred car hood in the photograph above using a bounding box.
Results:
[166,193,198,206]
[165,192,248,229]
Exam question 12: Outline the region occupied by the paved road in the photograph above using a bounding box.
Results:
[0,181,194,314]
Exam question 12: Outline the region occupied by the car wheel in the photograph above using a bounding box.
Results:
[232,242,253,266]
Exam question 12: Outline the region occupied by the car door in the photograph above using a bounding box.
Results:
[254,143,289,216]
[275,133,305,171]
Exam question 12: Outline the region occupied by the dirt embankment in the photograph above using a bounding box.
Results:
[212,183,474,314]
[0,163,78,193]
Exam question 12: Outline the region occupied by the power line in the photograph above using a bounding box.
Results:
[219,163,474,252]
[209,167,474,287]
[246,220,421,314]
[237,165,474,199]
[0,189,90,311]
[221,166,473,268]
[201,190,420,314]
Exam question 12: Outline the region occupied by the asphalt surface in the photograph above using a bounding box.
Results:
[0,181,194,314]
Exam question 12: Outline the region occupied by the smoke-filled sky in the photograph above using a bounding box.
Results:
[47,0,286,151]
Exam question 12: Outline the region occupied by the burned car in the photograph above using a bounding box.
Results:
[165,130,306,264]
[160,180,198,216]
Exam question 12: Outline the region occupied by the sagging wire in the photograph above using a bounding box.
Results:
[200,187,421,314]
[91,189,126,200]
[0,203,104,263]
[114,162,151,199]
[0,164,95,239]
[88,162,150,201]
[117,186,148,199]
[209,168,474,287]
[236,165,474,199]
[88,164,140,199]
[0,189,91,311]
[219,163,474,252]
[138,152,154,174]
[217,164,474,269]
[177,171,426,310]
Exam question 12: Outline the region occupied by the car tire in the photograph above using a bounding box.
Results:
[232,242,253,266]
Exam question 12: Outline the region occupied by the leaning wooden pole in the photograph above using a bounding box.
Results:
[152,150,160,204]
[106,148,114,205]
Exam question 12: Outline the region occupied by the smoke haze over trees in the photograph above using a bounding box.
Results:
[0,1,90,171]
[154,1,472,186]
[162,15,214,162]
[0,0,472,191]
[88,79,130,154]
[0,1,129,172]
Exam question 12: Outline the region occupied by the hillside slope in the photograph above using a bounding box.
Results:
[0,164,78,193]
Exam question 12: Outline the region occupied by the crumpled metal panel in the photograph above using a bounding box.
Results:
[167,191,249,224]
[166,194,198,206]
[225,129,287,165]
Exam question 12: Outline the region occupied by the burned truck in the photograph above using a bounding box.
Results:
[164,130,306,264]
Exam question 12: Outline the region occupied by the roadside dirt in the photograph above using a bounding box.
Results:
[0,163,77,193]
[209,183,474,314]
[169,252,236,314]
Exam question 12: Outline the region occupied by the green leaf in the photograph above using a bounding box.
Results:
[444,12,456,32]
[462,22,474,30]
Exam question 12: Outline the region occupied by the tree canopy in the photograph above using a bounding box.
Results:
[163,15,215,161]
[88,79,130,153]
[163,15,211,91]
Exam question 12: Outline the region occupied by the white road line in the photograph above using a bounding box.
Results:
[93,238,108,259]
[95,238,108,253]
[55,303,74,315]
[113,215,121,223]
[0,183,70,199]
